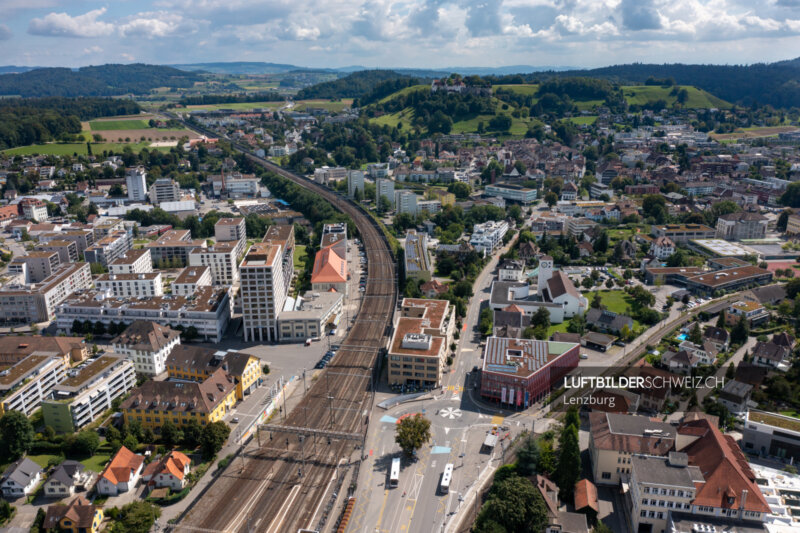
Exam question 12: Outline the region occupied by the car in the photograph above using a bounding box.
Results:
[305,338,312,346]
[315,362,324,369]
[579,353,589,359]
[232,417,239,423]
[359,287,366,292]
[613,341,626,347]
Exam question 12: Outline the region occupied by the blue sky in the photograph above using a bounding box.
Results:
[2,0,800,68]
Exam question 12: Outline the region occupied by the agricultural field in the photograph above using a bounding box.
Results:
[89,119,151,130]
[91,129,197,143]
[568,115,598,125]
[711,125,797,141]
[184,100,287,112]
[621,85,730,109]
[293,99,353,112]
[494,84,539,95]
[2,142,169,156]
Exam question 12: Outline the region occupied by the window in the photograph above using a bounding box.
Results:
[656,512,663,519]
[641,499,648,505]
[643,487,650,494]
[601,472,611,479]
[640,511,647,518]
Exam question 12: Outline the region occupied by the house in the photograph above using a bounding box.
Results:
[725,300,770,327]
[519,241,539,262]
[577,241,594,258]
[752,340,790,369]
[1,458,43,498]
[581,331,615,352]
[585,308,633,335]
[717,379,752,415]
[493,304,531,338]
[142,451,191,490]
[772,331,795,352]
[649,236,675,259]
[677,340,718,365]
[702,327,729,352]
[44,461,93,499]
[43,495,103,533]
[573,479,599,523]
[741,284,787,306]
[662,349,699,375]
[560,181,579,201]
[95,446,144,496]
[420,279,449,298]
[536,475,590,533]
[498,259,525,282]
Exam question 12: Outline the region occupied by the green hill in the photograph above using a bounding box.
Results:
[622,85,730,109]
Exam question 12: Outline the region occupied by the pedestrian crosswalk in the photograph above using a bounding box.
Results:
[445,385,463,393]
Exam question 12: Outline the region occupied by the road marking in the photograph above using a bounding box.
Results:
[431,446,451,454]
[491,415,504,425]
[374,489,389,531]
[439,407,462,419]
[265,483,301,533]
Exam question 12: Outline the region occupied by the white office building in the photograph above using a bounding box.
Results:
[376,178,395,206]
[470,220,509,254]
[95,272,164,298]
[126,167,148,202]
[348,170,365,198]
[240,243,286,342]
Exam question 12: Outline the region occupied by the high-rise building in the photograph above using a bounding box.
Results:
[126,167,148,202]
[240,243,286,342]
[395,190,418,215]
[348,170,365,198]
[148,178,181,205]
[376,178,395,207]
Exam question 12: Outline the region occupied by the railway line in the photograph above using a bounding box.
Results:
[169,118,398,533]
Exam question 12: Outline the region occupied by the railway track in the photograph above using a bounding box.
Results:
[170,119,397,533]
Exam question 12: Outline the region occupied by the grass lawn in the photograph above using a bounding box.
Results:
[28,454,62,469]
[546,321,570,338]
[80,452,112,472]
[3,142,167,156]
[89,119,151,131]
[378,84,428,104]
[574,100,605,111]
[294,244,307,269]
[621,85,730,109]
[294,99,353,112]
[567,115,598,125]
[494,84,540,96]
[587,290,632,315]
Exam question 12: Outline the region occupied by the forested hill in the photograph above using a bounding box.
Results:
[295,70,421,100]
[547,60,800,108]
[0,64,203,97]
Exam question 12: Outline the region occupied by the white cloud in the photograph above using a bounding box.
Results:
[119,12,204,38]
[82,46,103,55]
[28,8,115,38]
[0,24,12,40]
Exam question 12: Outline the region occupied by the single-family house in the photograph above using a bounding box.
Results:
[43,495,103,533]
[44,460,93,499]
[585,308,633,335]
[1,457,43,498]
[677,340,717,365]
[752,340,790,369]
[95,446,144,496]
[702,327,729,352]
[142,451,191,491]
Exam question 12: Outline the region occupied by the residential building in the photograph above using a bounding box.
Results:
[677,339,718,365]
[715,211,768,240]
[126,167,147,202]
[188,242,239,286]
[43,495,103,533]
[718,379,752,415]
[404,230,432,282]
[142,451,191,490]
[561,181,579,201]
[120,367,237,429]
[214,217,246,244]
[430,189,455,206]
[0,354,68,416]
[751,339,791,369]
[108,249,152,275]
[39,230,94,256]
[490,277,586,325]
[498,259,525,282]
[480,337,579,407]
[651,224,716,244]
[173,265,213,296]
[146,229,207,268]
[42,354,136,433]
[148,178,181,205]
[629,453,702,533]
[8,251,60,283]
[0,262,92,324]
[165,344,261,400]
[20,198,48,222]
[726,300,771,327]
[585,308,633,335]
[742,410,800,462]
[395,190,419,215]
[261,225,295,298]
[684,266,773,296]
[1,458,43,498]
[43,461,93,499]
[387,298,455,388]
[417,199,441,214]
[536,475,590,533]
[702,326,729,351]
[56,286,231,343]
[347,170,364,198]
[277,290,343,342]
[35,240,79,264]
[683,182,715,196]
[112,321,181,376]
[650,236,675,260]
[785,213,800,235]
[0,335,86,368]
[314,166,347,185]
[95,272,163,298]
[421,279,449,298]
[589,182,611,199]
[589,412,675,485]
[92,218,125,238]
[240,243,286,342]
[96,446,144,496]
[376,178,395,207]
[311,235,347,295]
[84,231,133,267]
[470,220,509,254]
[484,183,537,205]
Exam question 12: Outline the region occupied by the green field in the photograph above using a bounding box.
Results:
[294,99,353,112]
[294,244,307,269]
[621,85,730,109]
[3,142,168,156]
[378,84,428,104]
[587,290,643,331]
[494,84,540,96]
[185,100,286,112]
[89,119,151,130]
[568,115,598,125]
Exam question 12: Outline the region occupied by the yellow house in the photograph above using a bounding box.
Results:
[120,367,237,429]
[165,345,262,400]
[43,495,103,533]
[431,189,456,206]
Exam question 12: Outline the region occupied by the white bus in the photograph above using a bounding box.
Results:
[440,463,453,494]
[389,458,400,488]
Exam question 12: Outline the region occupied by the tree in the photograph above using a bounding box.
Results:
[780,182,800,208]
[200,421,231,459]
[726,363,736,380]
[160,420,183,447]
[537,438,556,475]
[531,307,551,330]
[447,182,471,200]
[716,310,726,328]
[0,410,34,460]
[395,414,431,457]
[70,430,100,456]
[785,278,800,299]
[544,191,558,207]
[516,436,540,476]
[479,307,493,337]
[777,209,792,232]
[731,316,749,345]
[182,420,203,449]
[427,111,453,134]
[591,292,603,309]
[477,474,548,533]
[555,414,581,500]
[689,322,702,344]
[110,501,161,533]
[566,314,586,335]
[122,434,139,452]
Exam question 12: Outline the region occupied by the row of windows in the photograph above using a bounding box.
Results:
[639,511,664,520]
[642,487,692,498]
[640,499,691,510]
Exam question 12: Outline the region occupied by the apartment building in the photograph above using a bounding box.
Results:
[95,272,163,298]
[148,178,181,205]
[92,218,125,238]
[395,190,418,215]
[42,354,136,433]
[20,198,48,222]
[376,178,395,206]
[121,367,237,430]
[387,299,454,388]
[165,345,262,400]
[108,249,152,275]
[0,336,87,368]
[126,167,147,202]
[261,225,295,298]
[0,262,92,324]
[715,212,768,240]
[214,217,246,244]
[8,251,60,283]
[35,240,79,264]
[188,242,239,286]
[240,243,285,342]
[112,321,181,376]
[277,290,343,342]
[83,231,133,267]
[173,266,212,296]
[629,453,702,533]
[146,230,207,267]
[785,213,800,235]
[56,286,231,342]
[470,220,509,254]
[651,224,715,244]
[0,354,67,416]
[650,236,676,260]
[347,170,365,198]
[314,166,347,185]
[404,230,432,282]
[39,230,94,256]
[484,183,538,205]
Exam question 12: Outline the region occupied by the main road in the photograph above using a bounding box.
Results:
[169,116,398,533]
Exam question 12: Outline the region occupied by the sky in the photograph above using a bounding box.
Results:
[1,0,800,69]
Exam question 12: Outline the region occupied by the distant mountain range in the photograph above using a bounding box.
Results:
[165,62,575,76]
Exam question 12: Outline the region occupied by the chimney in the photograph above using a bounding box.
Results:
[740,489,747,511]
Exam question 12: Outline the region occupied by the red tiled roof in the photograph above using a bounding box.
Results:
[311,246,347,284]
[143,451,191,483]
[574,479,599,512]
[99,446,143,486]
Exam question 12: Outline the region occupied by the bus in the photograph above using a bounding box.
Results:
[389,458,400,488]
[439,463,453,494]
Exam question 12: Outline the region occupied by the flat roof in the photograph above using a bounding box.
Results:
[630,455,700,488]
[691,239,752,256]
[61,285,227,313]
[96,272,161,282]
[655,224,714,232]
[56,354,125,391]
[401,298,449,331]
[389,317,444,357]
[241,243,280,268]
[109,249,149,265]
[748,410,800,433]
[686,265,771,288]
[215,217,244,226]
[174,266,211,285]
[262,224,293,247]
[482,337,577,379]
[0,354,57,389]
